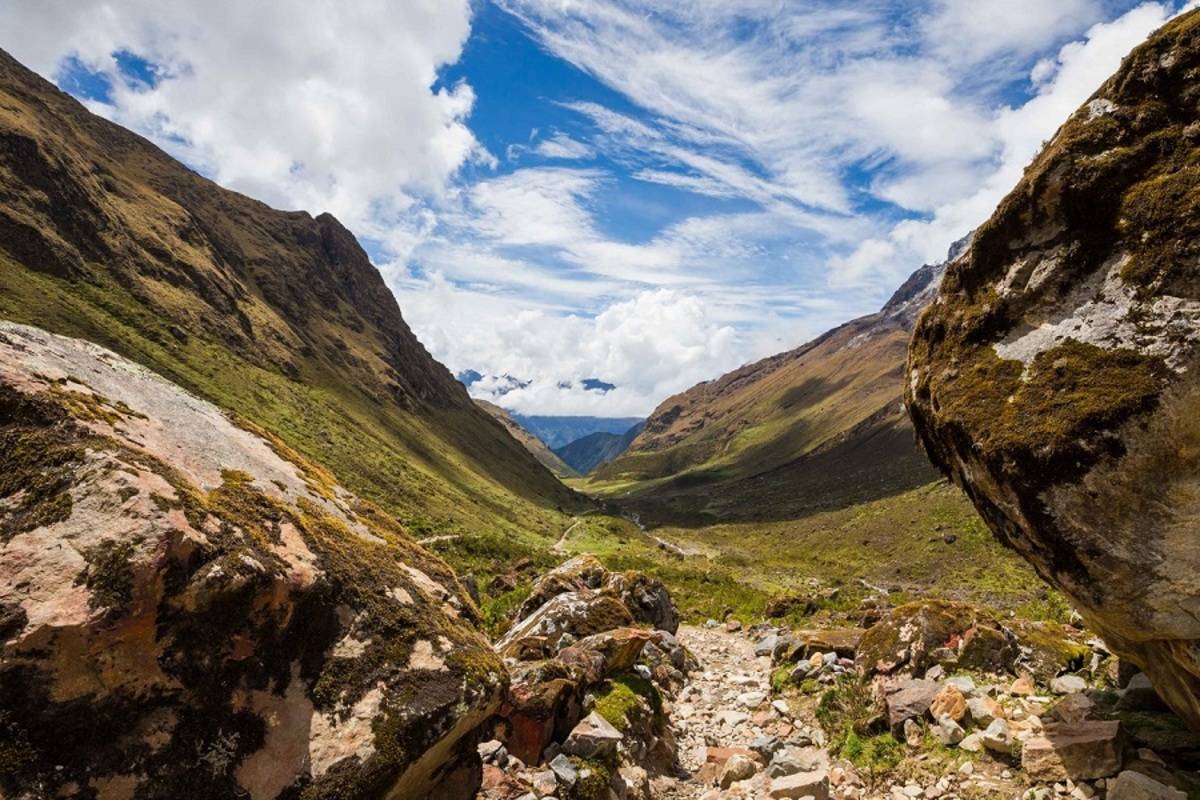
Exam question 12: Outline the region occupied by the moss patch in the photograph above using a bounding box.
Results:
[593,671,664,733]
[74,539,138,615]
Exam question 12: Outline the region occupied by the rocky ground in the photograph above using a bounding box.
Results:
[477,557,1200,800]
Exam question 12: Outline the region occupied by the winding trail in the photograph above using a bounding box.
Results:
[552,517,583,553]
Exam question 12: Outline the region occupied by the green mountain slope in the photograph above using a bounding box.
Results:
[587,256,959,522]
[554,421,645,474]
[476,399,579,478]
[0,48,583,572]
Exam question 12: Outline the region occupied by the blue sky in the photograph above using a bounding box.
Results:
[2,0,1188,414]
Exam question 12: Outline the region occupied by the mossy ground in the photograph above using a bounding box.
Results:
[592,671,664,733]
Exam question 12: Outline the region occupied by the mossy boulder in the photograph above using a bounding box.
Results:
[906,8,1200,729]
[0,323,505,799]
[857,600,1018,677]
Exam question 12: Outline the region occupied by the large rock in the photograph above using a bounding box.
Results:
[500,660,584,765]
[495,591,634,660]
[558,627,652,685]
[515,555,608,621]
[562,711,623,760]
[1021,720,1124,781]
[858,600,1018,676]
[0,323,504,799]
[602,569,679,634]
[907,9,1200,729]
[769,768,830,799]
[1107,770,1188,800]
[883,679,942,731]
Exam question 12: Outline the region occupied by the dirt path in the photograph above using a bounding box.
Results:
[552,517,584,553]
[656,624,830,798]
[416,534,460,546]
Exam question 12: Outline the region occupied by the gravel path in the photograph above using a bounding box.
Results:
[655,624,830,798]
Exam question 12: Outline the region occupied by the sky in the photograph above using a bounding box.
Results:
[1,0,1192,416]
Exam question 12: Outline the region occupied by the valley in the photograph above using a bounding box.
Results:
[3,6,1200,800]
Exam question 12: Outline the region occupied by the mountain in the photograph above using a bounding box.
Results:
[476,399,579,478]
[510,414,644,450]
[553,421,646,474]
[588,241,968,522]
[0,48,582,568]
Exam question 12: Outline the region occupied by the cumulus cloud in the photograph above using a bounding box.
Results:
[0,0,484,257]
[392,277,747,416]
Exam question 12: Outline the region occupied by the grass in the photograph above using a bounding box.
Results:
[0,253,583,593]
[590,482,1062,623]
[593,671,664,733]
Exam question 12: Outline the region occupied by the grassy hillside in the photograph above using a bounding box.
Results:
[0,47,586,588]
[584,259,952,523]
[519,480,1066,627]
[476,399,579,478]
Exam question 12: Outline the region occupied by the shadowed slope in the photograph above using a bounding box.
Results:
[0,48,582,555]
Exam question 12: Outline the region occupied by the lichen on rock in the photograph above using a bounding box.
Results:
[906,8,1200,730]
[0,321,505,799]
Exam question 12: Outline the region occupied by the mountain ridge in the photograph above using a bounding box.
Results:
[0,46,580,558]
[587,242,965,522]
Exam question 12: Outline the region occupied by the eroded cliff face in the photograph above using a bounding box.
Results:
[0,321,504,799]
[907,10,1200,729]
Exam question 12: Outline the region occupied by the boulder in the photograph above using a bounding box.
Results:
[602,570,680,634]
[1107,770,1187,800]
[496,592,634,660]
[785,628,865,662]
[1053,693,1096,725]
[906,7,1200,730]
[500,660,583,765]
[558,627,652,685]
[858,601,1017,676]
[1051,675,1090,695]
[967,695,1005,726]
[562,711,623,760]
[930,684,968,723]
[515,555,608,621]
[0,325,506,800]
[719,753,758,789]
[981,718,1015,756]
[1021,720,1123,781]
[769,768,831,799]
[883,679,942,731]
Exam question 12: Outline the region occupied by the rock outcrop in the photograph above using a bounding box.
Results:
[0,322,504,799]
[480,555,689,798]
[907,10,1200,729]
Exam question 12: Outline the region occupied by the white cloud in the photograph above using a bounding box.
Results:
[0,0,483,253]
[534,131,596,160]
[924,0,1104,65]
[393,279,750,416]
[833,2,1177,292]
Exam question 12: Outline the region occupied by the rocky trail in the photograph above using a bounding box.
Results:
[479,554,1200,800]
[656,623,830,799]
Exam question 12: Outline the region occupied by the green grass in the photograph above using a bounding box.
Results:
[593,482,1061,622]
[0,255,583,593]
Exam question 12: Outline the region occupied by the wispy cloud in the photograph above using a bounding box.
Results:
[6,0,1190,415]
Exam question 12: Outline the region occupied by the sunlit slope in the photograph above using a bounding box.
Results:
[0,47,583,561]
[588,259,952,522]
